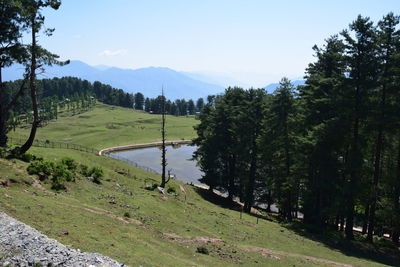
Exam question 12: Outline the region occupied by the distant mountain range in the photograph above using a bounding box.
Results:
[181,71,247,88]
[3,60,225,100]
[263,80,305,94]
[3,60,305,99]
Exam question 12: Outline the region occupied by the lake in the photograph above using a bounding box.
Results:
[109,144,281,213]
[108,145,203,184]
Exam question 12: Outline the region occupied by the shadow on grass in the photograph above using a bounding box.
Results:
[193,187,243,211]
[284,221,400,266]
[194,186,399,266]
[193,187,276,222]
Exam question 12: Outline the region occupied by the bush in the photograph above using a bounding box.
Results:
[51,175,67,191]
[61,157,77,171]
[167,185,177,194]
[51,163,75,190]
[27,160,71,190]
[53,163,73,182]
[78,164,89,176]
[27,160,55,181]
[89,166,104,184]
[26,157,104,190]
[9,146,21,158]
[123,211,131,218]
[0,147,6,158]
[196,246,209,255]
[19,152,36,162]
[7,147,38,162]
[144,183,158,191]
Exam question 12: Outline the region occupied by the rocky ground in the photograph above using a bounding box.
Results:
[0,212,124,266]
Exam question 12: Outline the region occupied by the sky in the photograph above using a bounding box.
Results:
[38,0,399,87]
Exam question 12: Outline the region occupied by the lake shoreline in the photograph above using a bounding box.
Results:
[98,139,192,155]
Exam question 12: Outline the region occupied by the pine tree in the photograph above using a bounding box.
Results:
[20,0,68,153]
[300,36,348,226]
[0,0,28,147]
[341,15,379,240]
[366,13,400,242]
[263,78,297,220]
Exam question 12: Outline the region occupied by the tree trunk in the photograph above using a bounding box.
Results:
[335,215,340,231]
[392,232,399,243]
[160,91,167,188]
[346,82,362,240]
[362,204,370,234]
[244,139,257,213]
[284,114,292,221]
[367,82,386,242]
[0,66,8,148]
[20,18,39,154]
[340,215,345,231]
[228,154,236,202]
[393,134,400,243]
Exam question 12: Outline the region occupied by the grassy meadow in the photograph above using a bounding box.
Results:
[0,103,399,266]
[8,102,197,150]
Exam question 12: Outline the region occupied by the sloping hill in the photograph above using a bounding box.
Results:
[1,103,398,266]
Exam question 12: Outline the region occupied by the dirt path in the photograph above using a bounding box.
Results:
[162,232,356,266]
[162,233,224,244]
[242,245,356,267]
[59,202,143,226]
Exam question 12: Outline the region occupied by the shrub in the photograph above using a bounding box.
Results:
[19,152,36,162]
[27,160,55,181]
[123,211,131,218]
[78,164,89,176]
[196,246,209,255]
[89,166,104,184]
[50,163,75,190]
[51,175,67,191]
[61,157,77,171]
[7,147,38,162]
[0,147,6,158]
[26,157,103,190]
[9,146,21,158]
[144,183,158,191]
[53,163,73,182]
[167,185,177,194]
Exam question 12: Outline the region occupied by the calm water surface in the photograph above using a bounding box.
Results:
[109,145,203,184]
[110,145,282,213]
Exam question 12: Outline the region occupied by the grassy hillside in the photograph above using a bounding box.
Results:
[1,149,398,266]
[1,103,398,266]
[9,103,197,149]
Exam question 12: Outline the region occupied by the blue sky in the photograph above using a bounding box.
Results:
[39,0,399,86]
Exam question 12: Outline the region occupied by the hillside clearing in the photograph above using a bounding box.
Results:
[8,103,197,150]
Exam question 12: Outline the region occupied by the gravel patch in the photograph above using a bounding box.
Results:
[0,212,124,266]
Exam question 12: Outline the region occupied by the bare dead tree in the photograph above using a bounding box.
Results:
[160,87,169,188]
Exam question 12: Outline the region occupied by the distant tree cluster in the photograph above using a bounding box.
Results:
[194,13,400,243]
[5,77,97,114]
[6,77,207,117]
[143,96,204,115]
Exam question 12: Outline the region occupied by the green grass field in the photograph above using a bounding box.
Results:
[1,103,399,266]
[9,103,197,149]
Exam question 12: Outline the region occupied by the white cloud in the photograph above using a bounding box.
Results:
[99,49,128,56]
